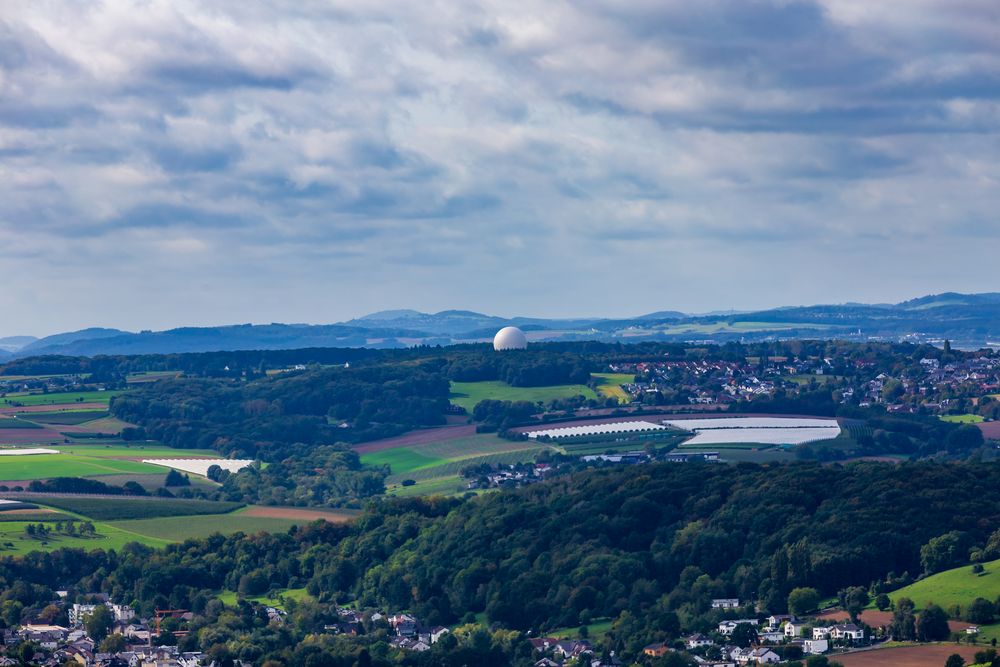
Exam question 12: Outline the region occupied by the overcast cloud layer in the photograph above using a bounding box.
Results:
[2,0,999,335]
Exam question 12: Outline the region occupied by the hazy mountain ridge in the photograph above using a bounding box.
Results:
[9,292,1000,357]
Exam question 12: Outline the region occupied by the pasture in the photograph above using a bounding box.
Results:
[592,373,633,403]
[940,414,985,424]
[0,453,164,481]
[0,390,125,407]
[218,587,312,610]
[0,520,171,555]
[888,558,1000,610]
[108,513,301,541]
[449,381,597,412]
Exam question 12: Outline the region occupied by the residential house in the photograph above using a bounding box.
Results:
[718,620,758,636]
[643,642,670,657]
[712,598,740,609]
[829,623,864,641]
[686,633,714,649]
[803,639,829,654]
[784,622,805,638]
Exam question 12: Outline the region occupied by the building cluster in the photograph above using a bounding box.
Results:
[640,605,869,666]
[528,637,622,666]
[0,597,220,667]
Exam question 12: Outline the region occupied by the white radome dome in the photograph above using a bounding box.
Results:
[493,326,528,351]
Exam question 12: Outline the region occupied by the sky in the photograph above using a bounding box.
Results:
[2,1,999,336]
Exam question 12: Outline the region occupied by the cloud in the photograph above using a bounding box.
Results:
[0,0,998,333]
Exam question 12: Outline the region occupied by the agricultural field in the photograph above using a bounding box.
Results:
[940,414,985,424]
[126,370,182,384]
[361,433,545,477]
[0,453,165,481]
[449,381,597,412]
[388,475,468,497]
[28,410,108,425]
[386,449,545,485]
[107,514,303,541]
[0,417,42,429]
[786,374,845,385]
[12,495,245,520]
[591,373,633,403]
[0,520,171,556]
[835,644,978,667]
[0,390,126,407]
[888,558,1000,610]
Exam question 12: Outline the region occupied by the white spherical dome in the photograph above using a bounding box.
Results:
[493,326,528,351]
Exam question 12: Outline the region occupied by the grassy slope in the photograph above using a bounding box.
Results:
[0,520,171,555]
[218,587,312,610]
[592,373,632,403]
[889,559,1000,610]
[940,414,985,424]
[449,381,597,412]
[108,514,301,541]
[0,454,165,481]
[0,390,126,407]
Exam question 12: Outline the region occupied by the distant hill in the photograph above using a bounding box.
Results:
[0,336,37,353]
[9,292,1000,358]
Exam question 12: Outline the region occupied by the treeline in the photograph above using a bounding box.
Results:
[111,363,451,458]
[443,349,591,387]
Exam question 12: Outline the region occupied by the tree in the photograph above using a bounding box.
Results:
[731,622,758,648]
[875,593,891,611]
[165,469,190,487]
[99,634,126,653]
[921,532,972,575]
[917,604,950,642]
[968,598,996,625]
[84,605,114,643]
[788,587,821,616]
[945,654,966,667]
[843,586,869,620]
[892,598,917,641]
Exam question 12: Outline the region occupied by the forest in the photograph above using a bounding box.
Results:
[1,461,1000,664]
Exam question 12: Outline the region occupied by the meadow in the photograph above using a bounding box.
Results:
[0,418,42,429]
[28,410,109,425]
[0,390,126,407]
[108,513,302,541]
[0,453,164,481]
[449,380,597,412]
[361,433,545,478]
[217,587,312,610]
[0,520,171,555]
[591,373,633,403]
[940,414,985,424]
[888,558,1000,610]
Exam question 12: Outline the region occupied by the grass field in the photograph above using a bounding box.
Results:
[547,618,614,641]
[218,587,312,610]
[888,559,1000,610]
[940,414,985,424]
[361,448,445,476]
[0,418,42,429]
[385,448,545,484]
[361,433,545,478]
[108,513,301,540]
[0,520,170,555]
[0,390,126,407]
[0,454,165,481]
[52,444,216,458]
[786,374,845,385]
[388,475,469,497]
[28,411,108,425]
[592,373,633,403]
[449,381,597,412]
[14,495,244,520]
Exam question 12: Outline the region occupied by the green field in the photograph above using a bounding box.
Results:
[0,418,43,429]
[548,618,614,641]
[449,381,597,412]
[361,434,546,478]
[15,495,244,520]
[52,444,216,458]
[940,414,985,424]
[786,374,845,385]
[388,475,469,497]
[888,559,1000,610]
[27,411,108,425]
[109,513,300,541]
[0,390,126,407]
[0,520,170,555]
[0,454,165,481]
[592,373,633,403]
[218,586,312,610]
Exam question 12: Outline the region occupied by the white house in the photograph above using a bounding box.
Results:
[766,614,795,630]
[686,633,714,649]
[803,639,829,654]
[712,598,741,609]
[829,623,864,641]
[759,630,784,643]
[812,627,831,640]
[734,647,780,665]
[719,620,759,636]
[784,622,805,638]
